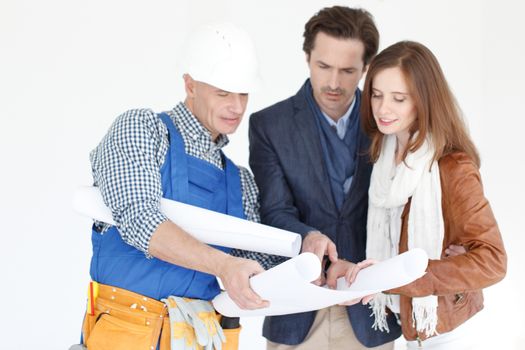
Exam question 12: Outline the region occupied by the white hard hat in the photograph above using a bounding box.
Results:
[179,22,260,94]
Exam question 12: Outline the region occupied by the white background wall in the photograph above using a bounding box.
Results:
[1,0,524,348]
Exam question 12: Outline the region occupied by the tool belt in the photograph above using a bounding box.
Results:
[82,283,240,350]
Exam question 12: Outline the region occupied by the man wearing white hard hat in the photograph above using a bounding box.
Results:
[78,22,277,350]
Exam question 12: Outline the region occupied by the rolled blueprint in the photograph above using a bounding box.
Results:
[73,186,302,257]
[213,248,428,317]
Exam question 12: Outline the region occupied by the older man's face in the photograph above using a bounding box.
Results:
[184,76,248,141]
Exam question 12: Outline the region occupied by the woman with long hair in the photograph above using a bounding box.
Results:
[350,41,506,349]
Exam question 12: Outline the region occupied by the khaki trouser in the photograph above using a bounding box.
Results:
[267,306,394,350]
[82,283,240,350]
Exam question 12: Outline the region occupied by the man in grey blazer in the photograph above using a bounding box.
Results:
[249,6,401,349]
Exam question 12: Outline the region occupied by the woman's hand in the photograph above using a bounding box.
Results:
[325,258,379,305]
[445,244,467,257]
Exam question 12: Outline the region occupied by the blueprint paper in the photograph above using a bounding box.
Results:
[73,186,302,257]
[213,249,428,317]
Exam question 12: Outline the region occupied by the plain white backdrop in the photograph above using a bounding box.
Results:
[1,0,524,348]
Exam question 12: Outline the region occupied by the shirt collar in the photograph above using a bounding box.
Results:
[171,102,229,150]
[320,95,357,139]
[321,95,356,129]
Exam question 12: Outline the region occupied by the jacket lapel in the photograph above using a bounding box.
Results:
[291,87,338,212]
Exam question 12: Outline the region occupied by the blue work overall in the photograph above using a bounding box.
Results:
[89,112,245,301]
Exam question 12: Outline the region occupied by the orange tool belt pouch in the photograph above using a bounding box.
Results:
[217,315,241,350]
[222,328,241,350]
[81,282,240,350]
[82,282,170,350]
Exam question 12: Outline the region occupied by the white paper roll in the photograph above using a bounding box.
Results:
[213,249,428,317]
[73,186,302,257]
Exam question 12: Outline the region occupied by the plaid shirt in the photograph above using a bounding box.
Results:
[90,102,282,269]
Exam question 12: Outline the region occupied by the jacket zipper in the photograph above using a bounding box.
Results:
[414,318,423,348]
[416,335,423,349]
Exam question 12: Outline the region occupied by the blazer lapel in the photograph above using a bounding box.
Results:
[291,90,338,212]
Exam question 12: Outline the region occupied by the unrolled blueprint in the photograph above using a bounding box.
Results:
[213,249,428,317]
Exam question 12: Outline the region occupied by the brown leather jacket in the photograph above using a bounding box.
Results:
[387,152,507,341]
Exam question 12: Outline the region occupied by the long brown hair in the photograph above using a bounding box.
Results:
[361,41,480,167]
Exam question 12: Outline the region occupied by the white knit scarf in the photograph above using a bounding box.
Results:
[366,134,444,337]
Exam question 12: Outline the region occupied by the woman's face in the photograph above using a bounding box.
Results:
[370,67,417,143]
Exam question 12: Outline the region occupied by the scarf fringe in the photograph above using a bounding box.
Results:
[412,296,439,337]
[369,294,390,333]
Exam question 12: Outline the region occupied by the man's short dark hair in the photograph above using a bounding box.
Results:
[303,6,379,66]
